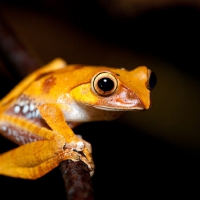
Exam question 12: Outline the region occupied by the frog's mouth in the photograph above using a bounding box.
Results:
[91,88,148,111]
[92,105,145,111]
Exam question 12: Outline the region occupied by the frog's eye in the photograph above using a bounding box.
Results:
[92,72,118,96]
[147,70,157,90]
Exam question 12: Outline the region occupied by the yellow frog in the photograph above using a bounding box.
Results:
[0,58,156,179]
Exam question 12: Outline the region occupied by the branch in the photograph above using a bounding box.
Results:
[0,15,41,79]
[60,160,94,200]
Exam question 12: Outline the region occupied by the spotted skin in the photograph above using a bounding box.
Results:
[0,123,43,145]
[0,95,46,145]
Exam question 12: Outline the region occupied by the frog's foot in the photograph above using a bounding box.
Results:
[63,138,94,173]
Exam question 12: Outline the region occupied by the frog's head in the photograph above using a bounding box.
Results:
[70,66,156,111]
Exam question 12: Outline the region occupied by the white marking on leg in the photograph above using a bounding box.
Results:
[22,105,29,114]
[19,101,27,107]
[12,130,17,137]
[35,109,40,118]
[26,112,32,119]
[29,103,35,111]
[32,111,35,118]
[8,128,12,135]
[2,125,7,131]
[19,135,26,144]
[14,105,21,114]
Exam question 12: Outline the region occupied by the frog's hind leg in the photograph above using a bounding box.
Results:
[0,58,67,107]
[0,137,80,179]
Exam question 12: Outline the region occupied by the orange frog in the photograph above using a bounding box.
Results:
[0,58,156,179]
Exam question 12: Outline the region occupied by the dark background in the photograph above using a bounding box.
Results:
[0,1,200,199]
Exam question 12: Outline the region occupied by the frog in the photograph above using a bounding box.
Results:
[0,58,156,179]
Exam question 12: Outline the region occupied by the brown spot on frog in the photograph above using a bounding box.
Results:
[42,76,56,94]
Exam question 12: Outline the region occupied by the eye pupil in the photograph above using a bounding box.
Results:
[98,78,114,92]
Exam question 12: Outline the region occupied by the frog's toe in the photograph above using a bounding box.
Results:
[75,141,85,151]
[64,141,84,151]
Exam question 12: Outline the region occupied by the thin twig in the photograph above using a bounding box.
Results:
[0,15,41,79]
[0,13,94,200]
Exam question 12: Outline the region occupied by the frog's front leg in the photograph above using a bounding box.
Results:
[38,103,94,171]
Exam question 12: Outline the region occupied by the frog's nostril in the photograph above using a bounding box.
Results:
[147,71,157,90]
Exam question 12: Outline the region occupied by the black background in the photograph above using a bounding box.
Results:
[0,1,200,199]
